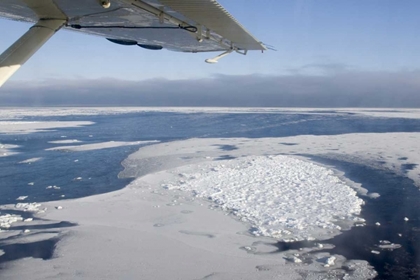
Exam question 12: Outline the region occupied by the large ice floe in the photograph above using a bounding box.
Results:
[0,121,93,134]
[46,140,160,152]
[163,155,364,241]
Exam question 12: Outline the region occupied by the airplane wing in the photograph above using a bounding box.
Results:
[0,0,266,87]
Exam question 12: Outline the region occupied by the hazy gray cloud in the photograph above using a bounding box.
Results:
[286,62,352,75]
[1,70,420,107]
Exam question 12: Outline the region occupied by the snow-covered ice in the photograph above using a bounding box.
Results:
[16,196,28,201]
[377,240,401,251]
[341,261,378,280]
[0,213,23,230]
[121,133,420,187]
[318,256,337,267]
[285,256,302,263]
[46,140,159,152]
[0,121,94,134]
[48,139,82,144]
[368,193,380,199]
[19,157,42,164]
[0,143,18,157]
[163,155,364,241]
[15,202,42,212]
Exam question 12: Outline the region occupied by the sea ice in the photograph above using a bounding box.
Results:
[163,155,364,241]
[0,121,94,134]
[368,193,380,199]
[49,139,82,144]
[127,133,420,187]
[285,256,302,263]
[0,143,18,157]
[318,256,337,267]
[46,140,159,152]
[378,243,401,250]
[342,260,378,280]
[0,213,23,229]
[15,202,42,212]
[16,196,28,201]
[19,157,42,164]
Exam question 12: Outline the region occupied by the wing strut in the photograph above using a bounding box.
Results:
[205,50,233,64]
[0,19,66,87]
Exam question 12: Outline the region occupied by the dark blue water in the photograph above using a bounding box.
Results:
[2,110,420,278]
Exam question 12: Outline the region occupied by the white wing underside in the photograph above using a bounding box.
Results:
[0,0,266,53]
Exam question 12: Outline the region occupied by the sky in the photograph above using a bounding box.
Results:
[1,0,420,107]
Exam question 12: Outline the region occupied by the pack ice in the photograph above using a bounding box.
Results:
[164,155,364,241]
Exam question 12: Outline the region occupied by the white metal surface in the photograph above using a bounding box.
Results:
[205,50,233,64]
[158,0,266,51]
[0,19,66,87]
[0,0,265,53]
